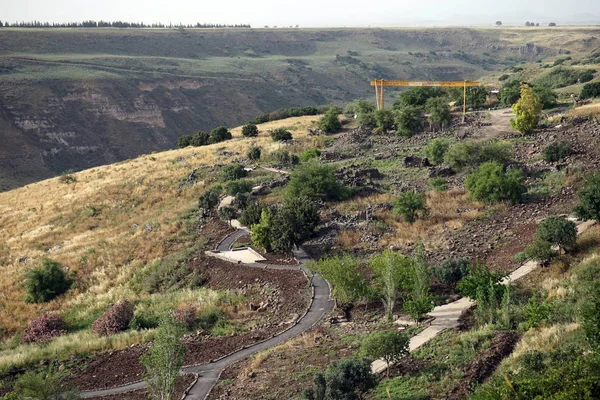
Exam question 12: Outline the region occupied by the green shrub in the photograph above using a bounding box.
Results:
[424,138,450,165]
[361,331,409,377]
[465,161,526,203]
[574,172,600,222]
[425,97,452,128]
[394,105,424,137]
[177,135,192,148]
[536,216,577,252]
[286,160,350,201]
[524,292,553,330]
[510,84,542,134]
[24,258,74,304]
[374,109,395,132]
[270,128,293,141]
[219,164,248,181]
[431,258,470,285]
[318,110,342,133]
[208,126,232,144]
[519,350,546,372]
[190,130,209,146]
[543,141,573,162]
[198,189,220,216]
[444,140,513,170]
[218,206,237,225]
[535,67,596,89]
[233,192,252,210]
[456,263,504,300]
[392,192,428,223]
[358,112,377,129]
[308,255,369,305]
[300,149,321,162]
[429,177,447,192]
[345,99,376,115]
[58,170,77,184]
[272,150,300,166]
[303,358,379,400]
[241,123,259,137]
[581,81,600,99]
[499,74,510,81]
[12,369,77,400]
[532,85,558,109]
[224,180,253,196]
[239,202,265,227]
[394,86,446,108]
[247,145,261,161]
[524,239,557,264]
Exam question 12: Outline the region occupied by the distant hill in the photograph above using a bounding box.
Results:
[1,26,599,190]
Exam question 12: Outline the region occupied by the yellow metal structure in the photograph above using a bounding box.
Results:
[370,79,481,118]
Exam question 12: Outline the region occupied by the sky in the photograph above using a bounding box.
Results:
[3,0,600,27]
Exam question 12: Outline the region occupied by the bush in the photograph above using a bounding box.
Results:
[218,206,237,225]
[457,263,504,300]
[425,97,452,128]
[241,123,259,137]
[233,192,251,210]
[345,99,376,115]
[308,255,369,305]
[392,192,428,223]
[247,145,261,161]
[465,161,526,203]
[424,138,450,165]
[581,282,600,351]
[524,292,553,330]
[444,140,513,170]
[22,314,67,344]
[394,86,446,108]
[374,109,395,132]
[581,82,600,99]
[535,67,597,89]
[394,105,424,137]
[219,163,248,181]
[286,160,350,201]
[172,305,197,331]
[524,239,557,264]
[431,258,470,285]
[12,369,76,400]
[300,149,321,162]
[272,150,300,166]
[543,141,572,162]
[239,202,265,227]
[224,180,253,196]
[208,126,232,144]
[499,74,510,81]
[198,189,220,217]
[24,258,74,304]
[429,177,447,191]
[358,112,377,129]
[574,172,600,222]
[318,110,342,133]
[190,130,209,146]
[177,135,192,148]
[303,358,379,400]
[510,84,542,133]
[92,300,135,336]
[361,331,409,377]
[58,170,77,184]
[536,216,577,252]
[532,85,558,109]
[270,128,293,141]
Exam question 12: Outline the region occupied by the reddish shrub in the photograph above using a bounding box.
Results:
[172,305,197,330]
[22,314,67,344]
[92,300,135,336]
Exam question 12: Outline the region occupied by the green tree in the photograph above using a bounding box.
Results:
[239,202,264,227]
[532,85,558,109]
[269,200,320,253]
[374,109,395,132]
[574,172,600,222]
[232,192,251,210]
[392,192,428,223]
[318,109,342,133]
[308,255,369,306]
[456,263,504,300]
[286,160,350,201]
[198,189,220,217]
[581,82,600,99]
[24,258,74,304]
[394,87,446,108]
[247,145,261,161]
[251,208,275,252]
[303,358,379,400]
[208,126,232,144]
[358,112,377,129]
[270,128,293,141]
[404,242,434,322]
[218,206,237,226]
[425,97,452,129]
[510,84,542,134]
[361,331,410,377]
[499,80,522,107]
[431,258,470,285]
[536,216,578,253]
[524,239,557,264]
[190,130,209,146]
[370,250,413,321]
[219,163,248,181]
[242,123,259,137]
[177,135,192,148]
[465,161,526,204]
[346,99,376,116]
[140,316,186,400]
[424,138,450,165]
[13,368,77,400]
[394,106,424,137]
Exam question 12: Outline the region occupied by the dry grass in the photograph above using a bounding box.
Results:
[377,189,489,248]
[549,101,600,123]
[336,193,394,214]
[336,230,362,248]
[0,115,319,335]
[511,323,580,360]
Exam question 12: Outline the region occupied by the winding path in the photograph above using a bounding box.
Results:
[80,227,334,399]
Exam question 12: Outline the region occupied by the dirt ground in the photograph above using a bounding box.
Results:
[92,374,196,400]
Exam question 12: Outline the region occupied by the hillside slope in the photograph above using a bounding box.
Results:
[1,26,599,190]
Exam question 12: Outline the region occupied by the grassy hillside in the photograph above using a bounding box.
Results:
[1,26,599,190]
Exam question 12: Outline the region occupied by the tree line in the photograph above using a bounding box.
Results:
[0,20,250,29]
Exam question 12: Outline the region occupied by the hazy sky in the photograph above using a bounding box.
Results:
[3,0,600,27]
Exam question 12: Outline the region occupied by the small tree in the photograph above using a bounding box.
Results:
[318,109,342,133]
[92,300,135,336]
[271,128,293,141]
[392,192,428,223]
[574,172,600,222]
[208,126,232,144]
[198,189,220,217]
[308,255,369,306]
[190,130,209,146]
[394,105,424,137]
[239,202,265,227]
[370,250,413,321]
[426,97,452,130]
[524,239,557,265]
[141,316,186,400]
[457,263,504,300]
[218,206,237,226]
[24,258,74,304]
[233,192,251,210]
[374,109,394,132]
[247,145,261,161]
[496,21,502,26]
[361,331,410,377]
[543,141,572,163]
[286,160,350,201]
[358,112,377,129]
[465,161,526,204]
[242,123,259,137]
[268,199,320,253]
[303,358,379,400]
[431,258,470,285]
[177,135,192,148]
[219,163,248,181]
[581,82,600,99]
[251,208,274,252]
[424,138,450,165]
[536,216,577,253]
[510,84,542,134]
[404,243,433,322]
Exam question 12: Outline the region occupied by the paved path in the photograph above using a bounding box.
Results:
[372,217,596,374]
[81,227,334,399]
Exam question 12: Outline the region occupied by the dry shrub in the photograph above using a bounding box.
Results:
[337,230,362,248]
[172,305,197,330]
[511,323,580,360]
[336,193,393,214]
[92,300,135,336]
[21,314,66,344]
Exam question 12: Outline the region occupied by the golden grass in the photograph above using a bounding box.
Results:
[511,323,580,360]
[549,101,600,123]
[377,189,490,248]
[336,230,362,248]
[0,115,319,334]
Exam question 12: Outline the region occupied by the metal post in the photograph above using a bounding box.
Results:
[380,80,385,109]
[463,80,467,123]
